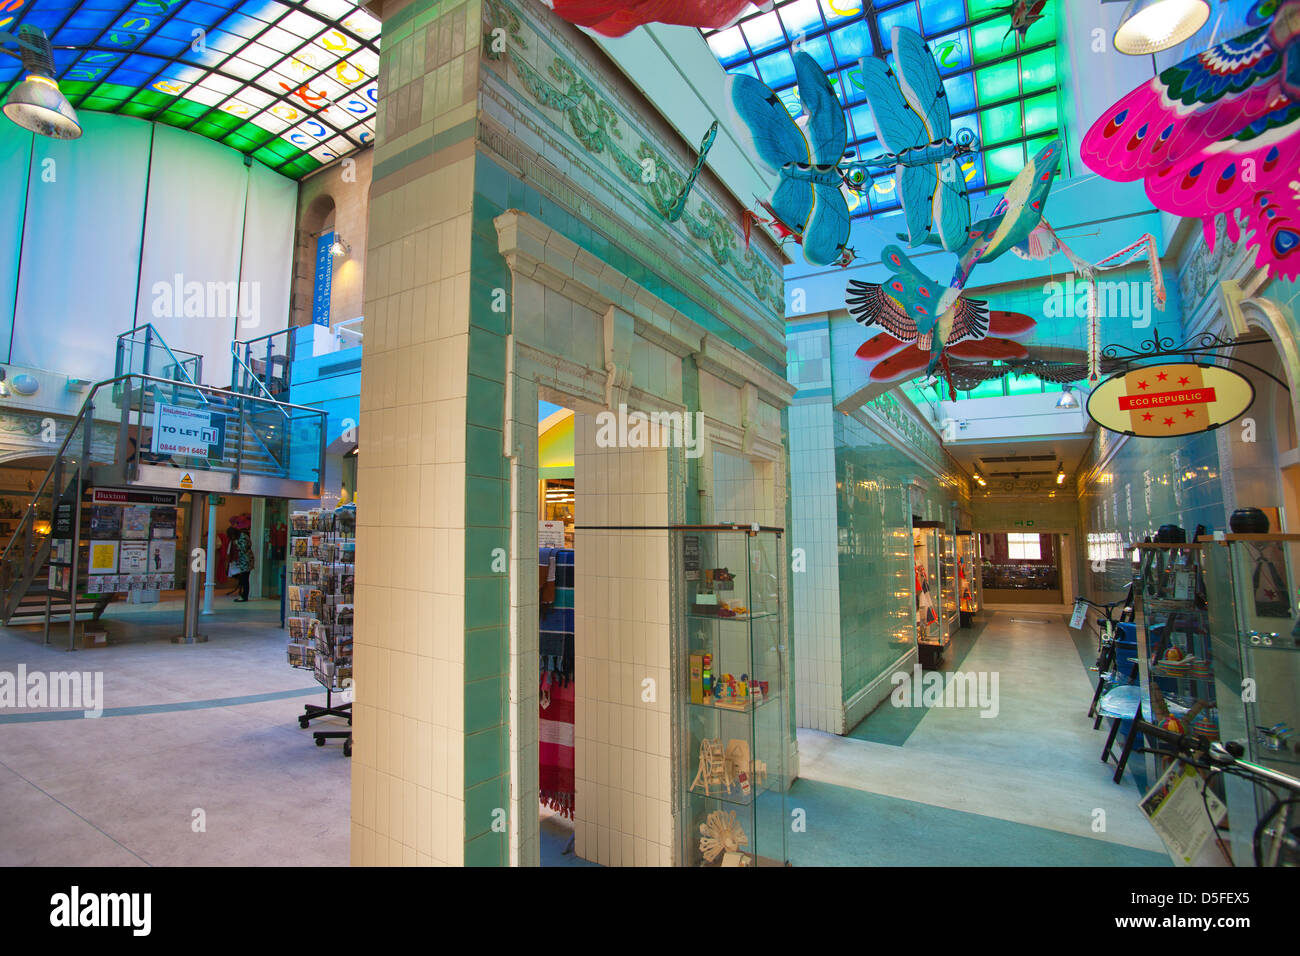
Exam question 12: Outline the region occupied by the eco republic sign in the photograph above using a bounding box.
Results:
[1085,363,1255,438]
[151,403,227,460]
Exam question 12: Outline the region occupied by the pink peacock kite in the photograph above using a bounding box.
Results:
[1081,0,1300,280]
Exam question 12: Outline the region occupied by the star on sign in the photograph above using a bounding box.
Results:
[1178,376,1190,385]
[1142,412,1153,421]
[1184,408,1195,418]
[1163,417,1175,427]
[1137,380,1149,390]
[1156,372,1167,381]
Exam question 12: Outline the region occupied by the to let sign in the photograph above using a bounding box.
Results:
[152,403,226,460]
[1086,363,1254,438]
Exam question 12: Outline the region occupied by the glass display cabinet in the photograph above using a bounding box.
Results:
[913,521,952,667]
[1201,533,1300,863]
[673,526,789,867]
[1131,543,1219,794]
[955,530,980,627]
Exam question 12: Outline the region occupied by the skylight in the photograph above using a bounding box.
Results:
[0,0,380,179]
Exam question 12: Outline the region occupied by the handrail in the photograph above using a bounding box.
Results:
[230,342,290,418]
[0,372,327,569]
[233,327,293,350]
[117,324,208,404]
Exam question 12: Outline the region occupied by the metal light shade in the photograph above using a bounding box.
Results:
[1056,386,1078,408]
[1113,0,1210,55]
[4,75,81,139]
[3,26,80,139]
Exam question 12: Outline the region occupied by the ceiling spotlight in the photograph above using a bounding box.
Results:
[1056,463,1066,485]
[330,236,351,258]
[1,26,82,139]
[1111,0,1210,55]
[1056,385,1078,409]
[973,470,987,487]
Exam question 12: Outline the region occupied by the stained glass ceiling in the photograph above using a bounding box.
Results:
[0,0,380,178]
[702,0,1061,221]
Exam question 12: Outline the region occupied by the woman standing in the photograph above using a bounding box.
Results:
[232,529,255,602]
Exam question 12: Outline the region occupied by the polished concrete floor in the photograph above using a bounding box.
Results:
[0,603,1168,866]
[800,610,1168,865]
[0,597,350,866]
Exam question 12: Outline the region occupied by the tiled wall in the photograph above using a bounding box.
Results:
[789,398,842,733]
[834,413,923,709]
[352,0,482,868]
[572,413,673,866]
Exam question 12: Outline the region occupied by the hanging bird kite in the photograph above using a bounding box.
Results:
[858,26,978,252]
[728,51,860,267]
[1012,220,1165,382]
[851,305,1037,397]
[844,140,1063,377]
[1081,0,1300,280]
[1000,0,1048,48]
[542,0,770,37]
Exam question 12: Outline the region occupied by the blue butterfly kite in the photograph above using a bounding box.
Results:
[727,52,858,268]
[859,26,979,252]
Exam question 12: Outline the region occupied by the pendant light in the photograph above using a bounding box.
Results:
[1,25,81,139]
[1111,0,1211,55]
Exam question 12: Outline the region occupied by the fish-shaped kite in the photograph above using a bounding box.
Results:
[1081,0,1300,279]
[1000,0,1048,48]
[858,26,977,252]
[542,0,770,37]
[728,51,858,267]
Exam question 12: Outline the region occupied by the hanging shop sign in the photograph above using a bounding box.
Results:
[152,403,226,459]
[1086,363,1254,438]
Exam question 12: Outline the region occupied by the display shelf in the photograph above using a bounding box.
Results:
[675,526,789,868]
[286,503,356,756]
[914,521,952,666]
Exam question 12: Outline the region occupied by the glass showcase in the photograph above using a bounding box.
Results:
[674,526,789,867]
[1202,533,1300,863]
[914,521,952,667]
[955,530,980,626]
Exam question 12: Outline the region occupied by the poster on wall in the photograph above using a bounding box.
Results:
[89,506,121,540]
[150,540,176,574]
[1086,363,1254,437]
[121,505,152,539]
[88,540,119,575]
[119,542,149,574]
[539,520,565,547]
[151,506,177,538]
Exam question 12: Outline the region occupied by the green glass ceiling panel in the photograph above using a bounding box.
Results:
[701,0,1061,221]
[0,0,380,179]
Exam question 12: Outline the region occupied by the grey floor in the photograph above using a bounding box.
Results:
[0,598,350,866]
[0,604,1169,866]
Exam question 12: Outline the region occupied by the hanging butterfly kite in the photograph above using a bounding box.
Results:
[844,140,1064,377]
[729,51,864,267]
[542,0,770,37]
[858,26,978,252]
[1081,0,1300,280]
[1000,0,1048,48]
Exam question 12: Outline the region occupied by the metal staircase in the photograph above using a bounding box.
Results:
[0,325,327,631]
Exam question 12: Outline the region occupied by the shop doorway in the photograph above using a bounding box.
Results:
[979,532,1064,606]
[536,402,581,865]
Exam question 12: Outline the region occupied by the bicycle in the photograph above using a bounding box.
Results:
[1134,718,1300,866]
[1076,584,1135,721]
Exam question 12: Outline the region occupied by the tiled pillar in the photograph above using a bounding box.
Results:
[352,0,487,867]
[572,412,674,866]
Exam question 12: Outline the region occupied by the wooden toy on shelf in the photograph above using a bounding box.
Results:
[724,738,753,795]
[699,809,748,864]
[690,738,728,796]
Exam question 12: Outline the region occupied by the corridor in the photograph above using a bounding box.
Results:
[790,612,1169,866]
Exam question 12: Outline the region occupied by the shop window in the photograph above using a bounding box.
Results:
[1006,532,1041,561]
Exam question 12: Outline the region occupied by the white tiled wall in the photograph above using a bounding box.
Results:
[572,412,674,866]
[789,399,843,733]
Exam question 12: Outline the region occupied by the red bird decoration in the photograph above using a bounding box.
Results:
[1001,0,1048,48]
[543,0,770,37]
